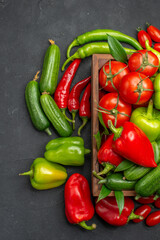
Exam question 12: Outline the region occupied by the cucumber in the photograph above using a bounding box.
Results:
[25,72,51,135]
[135,163,160,197]
[40,93,73,137]
[40,40,60,95]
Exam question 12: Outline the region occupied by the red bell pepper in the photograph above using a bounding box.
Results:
[64,173,96,230]
[133,205,151,223]
[108,120,156,168]
[95,196,142,226]
[97,134,123,175]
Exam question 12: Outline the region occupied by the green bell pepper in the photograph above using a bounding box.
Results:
[130,99,160,142]
[19,158,67,190]
[153,73,160,110]
[44,137,91,166]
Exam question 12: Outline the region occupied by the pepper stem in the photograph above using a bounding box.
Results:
[71,111,77,130]
[92,170,104,180]
[108,120,123,140]
[66,39,79,58]
[153,194,159,201]
[128,211,144,222]
[78,221,96,230]
[97,163,114,176]
[62,52,79,71]
[84,148,91,154]
[78,117,88,136]
[45,128,52,136]
[19,169,33,178]
[146,99,153,118]
[134,195,141,201]
[61,108,75,123]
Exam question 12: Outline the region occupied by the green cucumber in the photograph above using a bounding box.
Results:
[40,93,73,137]
[135,163,160,197]
[40,40,60,95]
[25,72,51,135]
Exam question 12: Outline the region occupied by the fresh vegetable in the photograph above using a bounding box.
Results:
[99,60,130,92]
[40,93,73,137]
[64,173,96,230]
[135,195,155,204]
[146,23,160,43]
[133,205,151,223]
[154,43,160,53]
[146,211,160,226]
[54,59,81,122]
[62,42,136,71]
[145,40,160,64]
[19,158,67,190]
[78,83,91,136]
[128,50,159,77]
[68,76,91,129]
[40,40,60,95]
[154,198,160,208]
[98,93,132,128]
[44,138,90,166]
[115,159,135,172]
[97,134,123,175]
[137,27,152,49]
[95,196,142,226]
[130,100,160,142]
[66,29,142,58]
[135,163,160,197]
[153,73,160,110]
[25,71,52,136]
[119,72,154,105]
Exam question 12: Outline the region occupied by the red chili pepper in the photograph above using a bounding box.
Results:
[137,27,152,49]
[64,173,96,230]
[135,195,155,204]
[97,134,123,175]
[133,205,151,223]
[78,83,91,136]
[95,196,142,226]
[68,76,91,129]
[108,120,156,168]
[146,23,160,43]
[54,59,81,122]
[154,43,160,53]
[154,198,160,208]
[146,211,160,226]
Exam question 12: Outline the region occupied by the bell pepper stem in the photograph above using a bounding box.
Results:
[45,128,52,136]
[61,108,75,123]
[108,120,123,140]
[67,39,79,58]
[78,117,88,136]
[78,221,96,230]
[19,169,33,178]
[146,99,153,118]
[97,163,115,176]
[128,211,144,222]
[92,170,104,180]
[84,148,91,154]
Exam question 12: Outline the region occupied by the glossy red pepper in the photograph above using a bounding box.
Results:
[146,211,160,226]
[147,23,160,43]
[137,27,152,49]
[95,196,142,226]
[78,83,91,135]
[68,76,91,129]
[135,195,155,204]
[108,120,156,168]
[154,43,160,53]
[154,198,160,208]
[97,134,123,175]
[64,173,96,230]
[133,205,151,223]
[54,59,81,122]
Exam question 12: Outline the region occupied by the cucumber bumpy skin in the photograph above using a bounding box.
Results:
[40,93,73,137]
[25,72,51,136]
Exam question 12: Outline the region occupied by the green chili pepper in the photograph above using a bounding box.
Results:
[130,99,160,142]
[62,42,136,71]
[67,29,142,58]
[153,73,160,110]
[44,139,91,166]
[19,158,67,190]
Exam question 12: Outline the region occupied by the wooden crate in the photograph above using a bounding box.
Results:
[91,54,136,197]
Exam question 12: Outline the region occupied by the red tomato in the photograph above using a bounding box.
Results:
[147,24,160,42]
[154,43,160,53]
[99,60,130,92]
[133,205,151,223]
[146,211,160,226]
[137,28,152,49]
[119,72,154,105]
[99,92,132,128]
[128,50,159,77]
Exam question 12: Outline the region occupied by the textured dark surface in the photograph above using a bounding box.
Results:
[1,0,160,239]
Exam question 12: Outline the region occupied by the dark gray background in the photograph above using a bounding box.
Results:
[1,0,160,239]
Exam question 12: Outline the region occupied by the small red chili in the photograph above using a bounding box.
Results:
[68,76,91,130]
[146,211,160,226]
[135,195,155,204]
[133,205,151,223]
[154,43,160,53]
[154,198,160,208]
[137,27,152,49]
[146,23,160,43]
[78,83,91,136]
[54,59,81,122]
